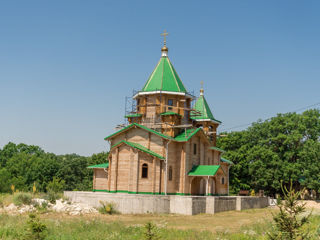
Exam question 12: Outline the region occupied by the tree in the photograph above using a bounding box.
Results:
[217,109,320,195]
[0,141,108,193]
[268,181,311,240]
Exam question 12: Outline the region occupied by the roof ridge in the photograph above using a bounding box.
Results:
[111,140,165,160]
[104,123,173,141]
[166,57,180,92]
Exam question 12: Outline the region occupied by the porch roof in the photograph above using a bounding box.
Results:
[221,157,234,165]
[87,163,109,169]
[188,165,220,176]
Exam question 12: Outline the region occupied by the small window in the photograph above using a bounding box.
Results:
[193,144,197,155]
[137,99,140,111]
[221,177,225,185]
[169,166,173,181]
[142,163,148,178]
[168,99,173,110]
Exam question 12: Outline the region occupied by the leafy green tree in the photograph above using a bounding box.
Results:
[0,141,108,193]
[0,168,11,192]
[218,109,320,195]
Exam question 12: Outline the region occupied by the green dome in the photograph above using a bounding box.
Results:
[191,91,221,123]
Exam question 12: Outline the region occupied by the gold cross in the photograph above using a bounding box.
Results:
[161,30,169,46]
[200,81,204,89]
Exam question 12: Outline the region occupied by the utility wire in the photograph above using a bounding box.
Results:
[219,101,320,132]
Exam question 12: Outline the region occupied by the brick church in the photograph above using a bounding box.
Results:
[88,32,233,196]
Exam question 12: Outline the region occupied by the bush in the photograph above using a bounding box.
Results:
[144,222,160,240]
[13,192,32,206]
[25,213,47,240]
[98,201,117,215]
[250,190,255,196]
[46,177,65,193]
[45,191,62,204]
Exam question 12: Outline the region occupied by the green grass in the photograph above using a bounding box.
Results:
[0,213,319,240]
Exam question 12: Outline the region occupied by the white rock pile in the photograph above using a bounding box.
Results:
[1,198,98,215]
[52,200,98,215]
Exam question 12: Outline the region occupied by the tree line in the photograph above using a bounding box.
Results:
[0,109,319,196]
[217,109,320,196]
[0,142,108,193]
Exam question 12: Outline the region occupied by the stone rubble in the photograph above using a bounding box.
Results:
[0,199,98,215]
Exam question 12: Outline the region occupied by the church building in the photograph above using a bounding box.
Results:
[88,33,233,196]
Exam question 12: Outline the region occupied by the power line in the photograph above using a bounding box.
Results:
[219,101,320,132]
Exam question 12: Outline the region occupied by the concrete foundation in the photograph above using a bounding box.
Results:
[64,191,269,215]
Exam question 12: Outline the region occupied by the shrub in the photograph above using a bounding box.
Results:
[46,177,65,193]
[25,213,47,240]
[250,190,255,196]
[144,222,160,240]
[45,190,62,204]
[10,184,15,194]
[0,197,3,208]
[13,192,32,206]
[98,201,117,215]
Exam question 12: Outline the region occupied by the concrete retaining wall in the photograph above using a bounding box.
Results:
[237,196,269,210]
[64,191,269,215]
[64,191,170,214]
[214,197,237,213]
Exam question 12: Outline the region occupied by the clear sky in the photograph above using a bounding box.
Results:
[1,1,319,156]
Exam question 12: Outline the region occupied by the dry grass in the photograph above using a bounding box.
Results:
[44,207,277,233]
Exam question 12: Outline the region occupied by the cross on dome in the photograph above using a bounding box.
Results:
[161,30,169,46]
[200,81,204,96]
[161,30,169,56]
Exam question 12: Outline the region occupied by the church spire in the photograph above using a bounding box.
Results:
[161,30,169,57]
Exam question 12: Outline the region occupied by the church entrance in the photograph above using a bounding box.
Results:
[190,177,207,195]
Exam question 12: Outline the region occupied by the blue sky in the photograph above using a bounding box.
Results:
[1,1,319,155]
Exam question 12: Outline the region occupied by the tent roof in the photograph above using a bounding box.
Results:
[191,91,221,123]
[141,56,187,93]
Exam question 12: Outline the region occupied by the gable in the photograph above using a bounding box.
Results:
[104,123,173,141]
[111,140,165,160]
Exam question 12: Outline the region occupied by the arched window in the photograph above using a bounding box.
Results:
[142,163,148,178]
[221,177,225,185]
[168,166,173,181]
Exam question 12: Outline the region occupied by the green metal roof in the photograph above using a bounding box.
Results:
[111,140,165,160]
[160,111,181,117]
[104,123,173,141]
[174,128,201,142]
[141,56,187,93]
[190,93,221,123]
[188,165,220,176]
[210,146,225,153]
[125,113,142,118]
[87,163,109,169]
[221,157,234,165]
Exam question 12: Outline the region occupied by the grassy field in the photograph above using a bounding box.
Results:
[1,193,319,239]
[0,208,319,240]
